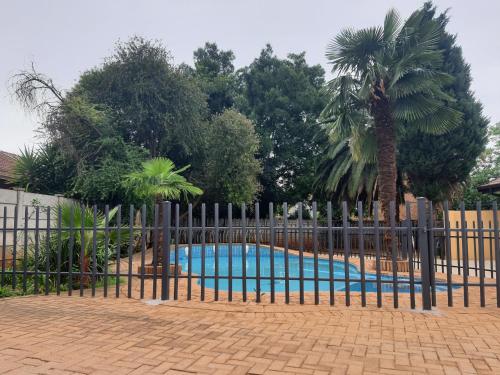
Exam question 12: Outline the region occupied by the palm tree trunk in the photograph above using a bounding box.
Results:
[371,88,397,226]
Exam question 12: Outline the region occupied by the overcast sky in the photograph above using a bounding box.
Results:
[1,0,498,154]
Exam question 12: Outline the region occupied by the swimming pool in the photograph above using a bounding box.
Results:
[168,244,448,293]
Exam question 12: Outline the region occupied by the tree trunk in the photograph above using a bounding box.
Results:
[80,255,91,287]
[371,81,398,226]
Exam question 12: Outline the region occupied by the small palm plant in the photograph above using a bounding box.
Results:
[124,158,203,205]
[38,203,127,287]
[124,158,202,256]
[59,204,120,274]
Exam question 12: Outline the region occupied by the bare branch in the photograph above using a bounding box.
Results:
[9,63,64,118]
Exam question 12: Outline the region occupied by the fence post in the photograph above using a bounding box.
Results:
[417,197,432,310]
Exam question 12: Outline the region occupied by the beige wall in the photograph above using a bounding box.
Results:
[0,188,76,251]
[449,210,499,261]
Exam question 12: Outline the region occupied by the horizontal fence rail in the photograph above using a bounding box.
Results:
[0,198,499,310]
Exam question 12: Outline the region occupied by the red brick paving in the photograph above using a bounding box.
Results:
[1,292,500,374]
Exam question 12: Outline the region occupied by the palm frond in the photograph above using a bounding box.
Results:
[383,8,402,43]
[124,157,203,202]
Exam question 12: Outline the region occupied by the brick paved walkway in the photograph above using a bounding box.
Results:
[1,294,500,374]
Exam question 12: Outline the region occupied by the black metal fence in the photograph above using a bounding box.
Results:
[0,198,499,310]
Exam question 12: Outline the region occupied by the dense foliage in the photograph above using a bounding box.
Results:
[398,3,489,202]
[11,38,262,207]
[192,42,237,116]
[237,46,326,206]
[201,109,261,203]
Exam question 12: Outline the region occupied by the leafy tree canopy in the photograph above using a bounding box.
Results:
[191,42,237,116]
[11,37,261,207]
[237,45,326,205]
[398,2,489,202]
[200,109,261,204]
[74,36,208,162]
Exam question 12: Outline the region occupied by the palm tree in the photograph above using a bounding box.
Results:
[315,130,378,207]
[124,157,203,205]
[322,7,462,224]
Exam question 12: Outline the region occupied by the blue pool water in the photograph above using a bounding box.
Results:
[168,244,449,293]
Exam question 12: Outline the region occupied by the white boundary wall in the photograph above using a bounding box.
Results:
[0,188,76,253]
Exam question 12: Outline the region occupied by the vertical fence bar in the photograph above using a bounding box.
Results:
[68,206,74,296]
[269,202,275,303]
[161,202,171,300]
[489,221,494,278]
[327,201,334,306]
[115,206,121,298]
[455,220,461,276]
[283,202,289,304]
[390,201,398,308]
[44,207,51,295]
[187,203,193,301]
[472,221,478,277]
[214,203,219,301]
[103,205,110,298]
[493,202,500,307]
[228,203,233,302]
[12,206,18,290]
[476,202,486,307]
[127,205,134,299]
[1,206,6,287]
[79,205,85,297]
[34,206,40,295]
[298,202,304,304]
[460,202,469,307]
[140,205,147,299]
[357,201,366,307]
[241,203,246,302]
[417,198,432,311]
[443,201,453,307]
[22,206,28,294]
[55,206,62,295]
[174,204,180,300]
[405,203,415,309]
[313,202,319,305]
[373,202,382,308]
[428,202,437,307]
[342,202,350,306]
[200,203,206,301]
[152,204,159,299]
[91,205,97,297]
[255,202,261,303]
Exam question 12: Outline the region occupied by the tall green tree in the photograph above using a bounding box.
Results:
[74,36,208,162]
[237,45,326,206]
[200,109,261,203]
[192,42,237,115]
[322,7,461,222]
[398,3,489,202]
